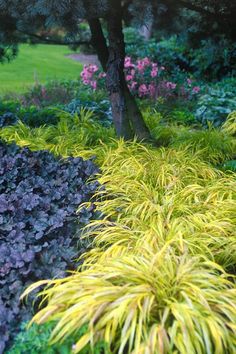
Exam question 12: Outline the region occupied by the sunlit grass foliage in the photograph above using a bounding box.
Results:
[0,109,235,165]
[0,108,115,160]
[222,111,236,137]
[24,253,236,354]
[1,109,236,353]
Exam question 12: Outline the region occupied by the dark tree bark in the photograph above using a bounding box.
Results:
[87,18,109,71]
[88,18,131,137]
[105,0,151,140]
[105,2,132,139]
[85,0,151,140]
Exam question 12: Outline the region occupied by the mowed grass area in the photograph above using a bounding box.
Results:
[0,44,82,93]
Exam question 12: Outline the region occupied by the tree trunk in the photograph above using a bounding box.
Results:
[123,83,152,140]
[106,0,151,140]
[86,1,151,140]
[87,18,108,72]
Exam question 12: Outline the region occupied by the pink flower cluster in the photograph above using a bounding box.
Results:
[80,64,106,90]
[187,78,200,94]
[192,86,200,94]
[124,57,167,98]
[81,57,200,99]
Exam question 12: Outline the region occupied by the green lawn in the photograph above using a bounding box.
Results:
[0,44,82,93]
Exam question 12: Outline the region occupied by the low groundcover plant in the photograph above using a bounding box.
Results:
[21,137,236,354]
[0,140,99,352]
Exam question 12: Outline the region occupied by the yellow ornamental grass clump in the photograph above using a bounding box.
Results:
[2,105,235,353]
[83,142,236,269]
[23,252,236,354]
[1,109,236,165]
[0,110,115,160]
[21,139,236,353]
[222,111,236,136]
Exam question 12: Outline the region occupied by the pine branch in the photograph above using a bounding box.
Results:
[17,30,91,46]
[178,0,221,19]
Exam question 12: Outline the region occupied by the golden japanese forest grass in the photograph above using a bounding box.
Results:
[1,111,236,353]
[222,111,236,137]
[0,108,235,165]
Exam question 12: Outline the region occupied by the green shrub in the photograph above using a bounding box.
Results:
[223,160,236,172]
[195,79,236,127]
[0,100,20,114]
[7,322,76,354]
[0,103,61,128]
[12,79,108,109]
[169,108,195,125]
[77,22,96,55]
[126,35,190,73]
[18,106,60,127]
[0,44,18,63]
[1,81,110,128]
[64,99,112,127]
[189,37,236,80]
[19,80,80,107]
[8,322,109,354]
[126,34,236,81]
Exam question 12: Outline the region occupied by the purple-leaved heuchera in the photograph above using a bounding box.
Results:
[0,140,99,353]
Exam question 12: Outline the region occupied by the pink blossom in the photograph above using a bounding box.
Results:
[89,64,99,73]
[131,81,137,89]
[124,57,134,68]
[90,81,97,90]
[126,74,133,81]
[148,83,156,98]
[139,84,148,97]
[80,67,93,82]
[187,78,192,85]
[98,72,106,78]
[151,68,158,78]
[143,57,151,65]
[41,87,47,98]
[192,86,200,94]
[81,56,199,101]
[137,60,145,72]
[166,81,177,89]
[137,57,151,72]
[80,64,102,90]
[83,79,90,85]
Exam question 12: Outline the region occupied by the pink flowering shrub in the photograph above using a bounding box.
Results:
[80,57,200,100]
[81,64,106,91]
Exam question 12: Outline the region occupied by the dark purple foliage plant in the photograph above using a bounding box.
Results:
[0,140,99,353]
